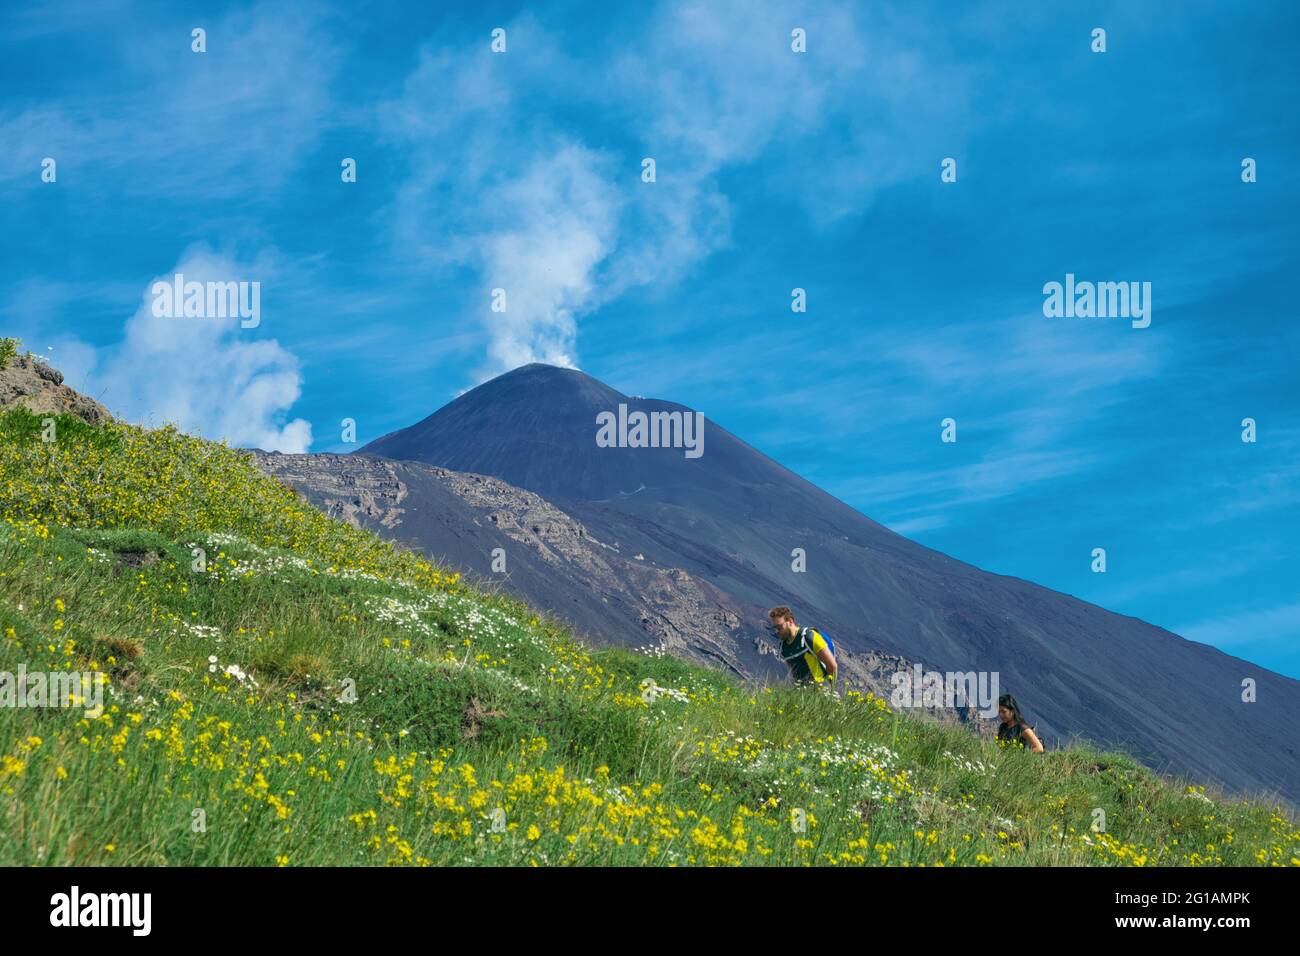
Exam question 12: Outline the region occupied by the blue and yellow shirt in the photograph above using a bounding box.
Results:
[781,627,833,684]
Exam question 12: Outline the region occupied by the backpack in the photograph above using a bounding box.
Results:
[802,626,834,659]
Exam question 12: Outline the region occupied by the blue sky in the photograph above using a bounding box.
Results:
[3,1,1298,676]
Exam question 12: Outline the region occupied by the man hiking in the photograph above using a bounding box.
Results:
[769,605,837,685]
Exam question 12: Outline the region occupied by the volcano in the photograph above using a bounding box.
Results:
[346,364,1300,802]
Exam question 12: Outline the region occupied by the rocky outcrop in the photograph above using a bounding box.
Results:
[0,353,112,424]
[248,450,408,529]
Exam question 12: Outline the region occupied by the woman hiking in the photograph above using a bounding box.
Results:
[996,693,1045,753]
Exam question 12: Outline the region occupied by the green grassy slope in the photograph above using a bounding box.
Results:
[0,407,1296,866]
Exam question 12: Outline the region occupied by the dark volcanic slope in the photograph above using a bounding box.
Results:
[359,364,1300,803]
[251,450,923,699]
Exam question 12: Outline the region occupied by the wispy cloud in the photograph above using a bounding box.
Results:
[0,1,341,198]
[78,245,312,452]
[1177,601,1300,651]
[885,514,950,536]
[1093,542,1283,606]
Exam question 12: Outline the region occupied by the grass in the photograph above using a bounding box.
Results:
[0,406,1297,866]
[0,337,19,371]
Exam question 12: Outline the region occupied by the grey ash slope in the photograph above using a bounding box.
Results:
[355,363,1300,803]
[251,450,921,698]
[250,449,778,677]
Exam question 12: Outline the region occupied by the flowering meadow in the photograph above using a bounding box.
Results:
[0,407,1296,866]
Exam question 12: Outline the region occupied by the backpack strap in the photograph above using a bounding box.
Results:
[800,627,835,682]
[779,627,813,661]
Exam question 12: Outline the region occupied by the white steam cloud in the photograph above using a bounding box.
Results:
[89,246,311,452]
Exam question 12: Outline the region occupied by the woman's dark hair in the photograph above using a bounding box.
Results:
[998,693,1030,728]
